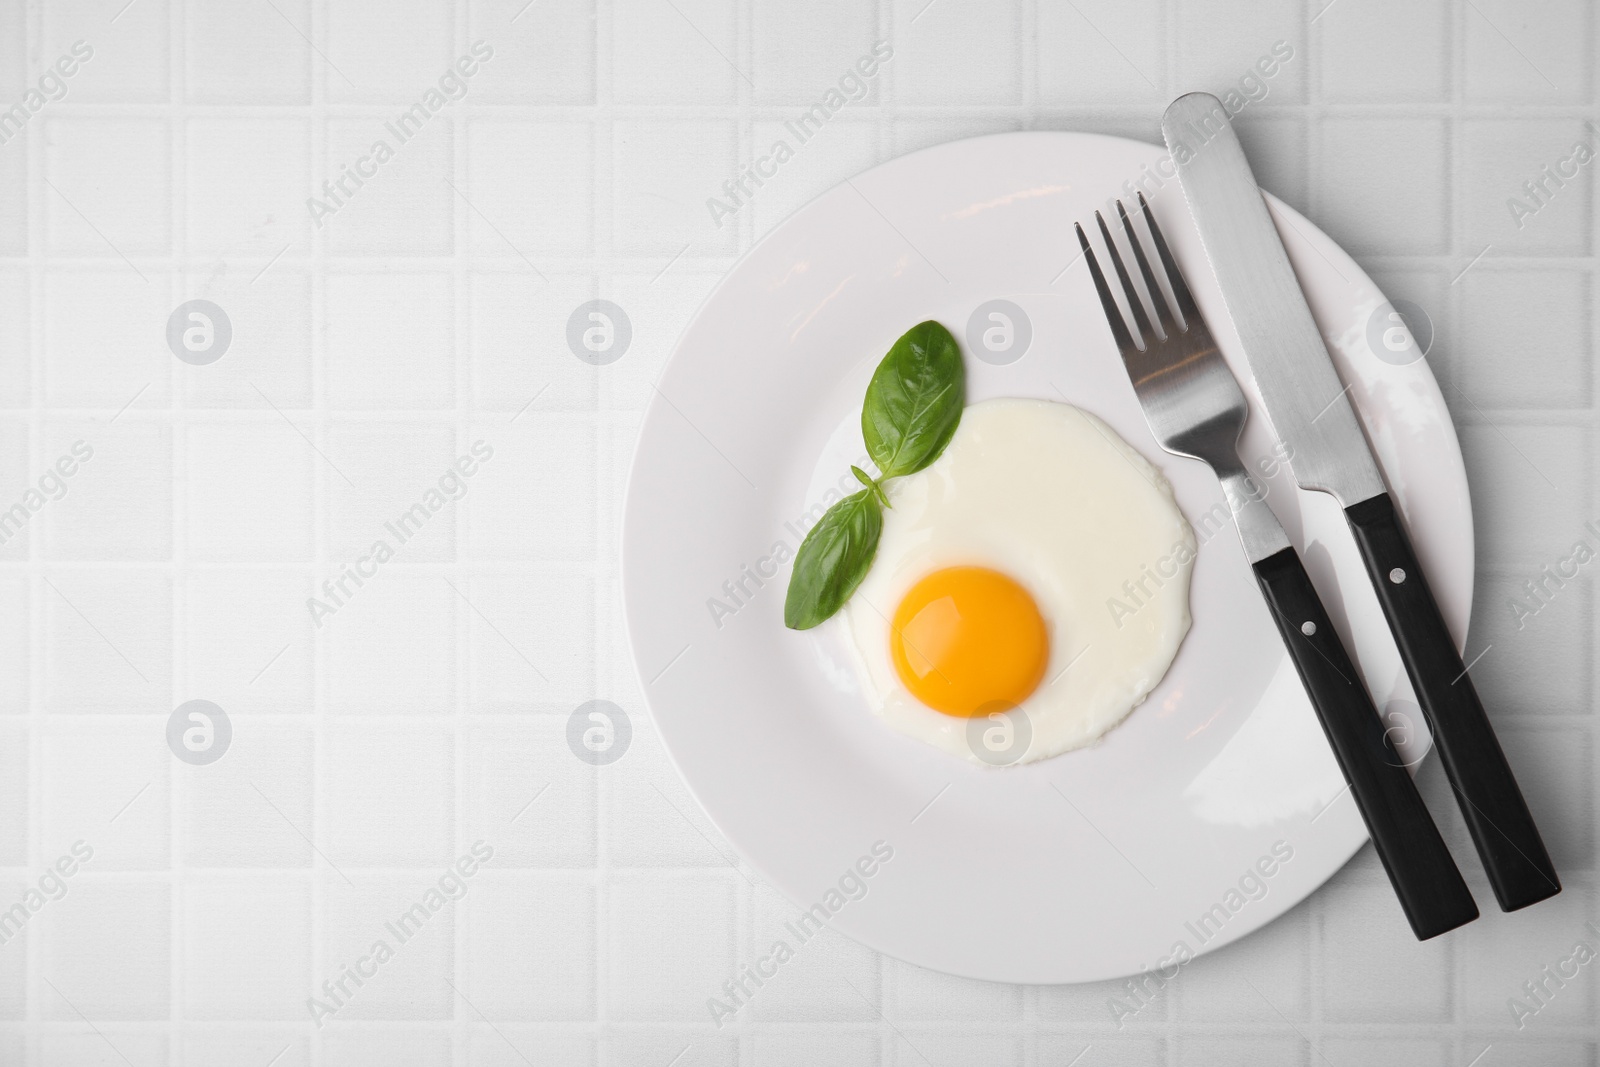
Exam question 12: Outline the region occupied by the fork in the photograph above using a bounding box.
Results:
[1078,195,1478,941]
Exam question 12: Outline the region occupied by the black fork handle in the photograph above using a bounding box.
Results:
[1253,546,1478,939]
[1345,493,1560,911]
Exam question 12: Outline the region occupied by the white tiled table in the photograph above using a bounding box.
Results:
[0,0,1595,1064]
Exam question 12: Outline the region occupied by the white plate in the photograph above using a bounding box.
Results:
[622,132,1472,984]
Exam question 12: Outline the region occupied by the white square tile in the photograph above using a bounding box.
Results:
[186,0,311,104]
[596,272,722,414]
[45,118,171,255]
[1462,121,1592,257]
[1319,877,1453,1021]
[0,577,24,716]
[893,1034,1022,1067]
[323,117,454,256]
[1316,118,1450,256]
[752,2,882,105]
[321,1028,455,1065]
[747,898,879,1022]
[325,272,455,409]
[41,724,168,870]
[0,134,23,255]
[891,0,1020,104]
[613,120,739,255]
[1499,726,1593,871]
[181,270,314,408]
[605,718,741,868]
[607,873,737,1020]
[39,880,170,1020]
[181,725,313,868]
[0,725,25,863]
[1471,573,1589,715]
[325,575,455,715]
[43,271,171,410]
[748,1030,881,1067]
[0,420,32,562]
[469,0,597,103]
[467,414,597,561]
[1461,425,1589,569]
[464,569,595,712]
[182,1033,310,1067]
[45,3,169,102]
[184,572,313,717]
[321,875,457,1021]
[0,877,24,1018]
[183,876,312,1019]
[1174,2,1305,103]
[1175,906,1309,1022]
[1320,0,1450,101]
[612,0,740,104]
[1459,879,1595,1027]
[1464,0,1591,103]
[38,1031,168,1067]
[467,1029,595,1067]
[465,721,596,867]
[886,959,1023,1022]
[1321,1039,1447,1067]
[0,273,29,404]
[43,571,171,713]
[1176,1037,1304,1067]
[747,120,879,241]
[326,722,454,866]
[1039,0,1165,104]
[1037,1037,1157,1067]
[468,273,599,413]
[42,421,172,562]
[1457,270,1590,409]
[464,872,595,1018]
[466,120,593,257]
[611,1035,735,1067]
[185,118,312,257]
[326,0,456,104]
[329,424,460,564]
[186,420,314,562]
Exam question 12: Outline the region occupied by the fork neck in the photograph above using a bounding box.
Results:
[1215,461,1292,565]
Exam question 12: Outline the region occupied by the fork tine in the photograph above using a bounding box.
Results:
[1137,192,1201,328]
[1076,222,1138,355]
[1093,211,1154,345]
[1116,199,1176,337]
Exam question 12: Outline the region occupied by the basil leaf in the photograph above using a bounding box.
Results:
[861,320,965,479]
[783,489,883,630]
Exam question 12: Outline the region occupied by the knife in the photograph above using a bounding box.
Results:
[1161,92,1559,912]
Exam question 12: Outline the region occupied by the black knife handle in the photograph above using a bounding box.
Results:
[1253,546,1478,939]
[1344,492,1560,911]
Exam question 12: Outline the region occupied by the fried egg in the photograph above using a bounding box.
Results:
[839,397,1195,765]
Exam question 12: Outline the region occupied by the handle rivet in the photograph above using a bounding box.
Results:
[1301,621,1316,636]
[1389,568,1406,584]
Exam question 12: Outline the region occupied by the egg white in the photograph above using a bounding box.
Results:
[838,397,1195,765]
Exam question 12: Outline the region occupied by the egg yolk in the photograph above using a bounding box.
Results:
[889,566,1050,717]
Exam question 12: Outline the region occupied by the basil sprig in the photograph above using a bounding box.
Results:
[784,320,965,630]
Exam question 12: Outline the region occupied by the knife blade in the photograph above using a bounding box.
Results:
[1161,91,1560,912]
